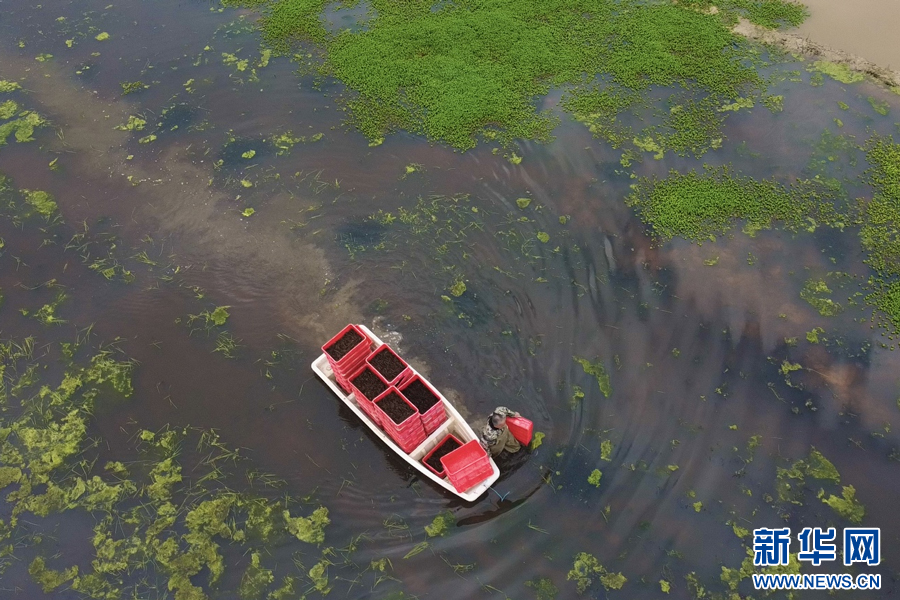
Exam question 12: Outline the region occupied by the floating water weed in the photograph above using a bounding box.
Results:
[225,0,801,152]
[573,357,611,398]
[0,80,21,92]
[567,552,624,594]
[800,278,843,316]
[819,485,865,523]
[587,469,602,487]
[809,61,865,85]
[526,577,558,600]
[424,511,454,537]
[626,166,841,242]
[284,506,330,544]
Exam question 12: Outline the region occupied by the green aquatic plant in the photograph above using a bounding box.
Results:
[600,440,613,461]
[0,80,21,92]
[114,115,147,131]
[867,97,890,116]
[626,165,840,242]
[225,0,801,151]
[587,469,602,487]
[820,485,865,523]
[525,577,558,600]
[120,81,148,95]
[531,431,545,450]
[23,189,58,218]
[800,278,844,316]
[424,511,455,537]
[284,506,330,544]
[0,110,45,147]
[809,61,865,85]
[28,557,78,593]
[567,552,624,594]
[0,100,18,120]
[776,447,840,504]
[574,357,611,397]
[860,135,900,332]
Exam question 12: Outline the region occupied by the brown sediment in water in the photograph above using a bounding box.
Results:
[732,18,900,89]
[0,51,364,343]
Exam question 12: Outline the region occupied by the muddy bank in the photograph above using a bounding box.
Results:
[796,0,900,71]
[733,18,900,89]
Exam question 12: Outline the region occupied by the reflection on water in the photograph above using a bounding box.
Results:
[1,0,900,598]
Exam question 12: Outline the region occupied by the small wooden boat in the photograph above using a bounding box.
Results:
[311,324,499,501]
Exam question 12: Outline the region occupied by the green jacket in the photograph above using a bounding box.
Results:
[485,423,521,457]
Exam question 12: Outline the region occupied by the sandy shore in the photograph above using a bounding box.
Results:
[795,0,900,71]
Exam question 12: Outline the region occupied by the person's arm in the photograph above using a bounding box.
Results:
[493,406,521,418]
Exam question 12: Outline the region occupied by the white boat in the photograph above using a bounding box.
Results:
[311,324,500,502]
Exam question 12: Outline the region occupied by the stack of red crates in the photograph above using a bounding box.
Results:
[322,324,373,393]
[373,388,426,453]
[348,365,388,427]
[398,375,447,435]
[440,440,493,492]
[366,344,412,387]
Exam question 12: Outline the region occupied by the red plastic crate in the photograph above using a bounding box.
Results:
[506,416,533,445]
[441,440,492,492]
[349,365,390,428]
[421,434,462,478]
[365,344,412,387]
[323,324,372,378]
[398,375,448,435]
[373,388,425,452]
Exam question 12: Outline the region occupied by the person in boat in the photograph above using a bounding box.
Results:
[480,407,523,458]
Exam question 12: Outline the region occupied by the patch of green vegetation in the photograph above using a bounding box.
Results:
[424,511,455,537]
[600,440,613,461]
[449,279,467,297]
[660,579,671,593]
[23,189,58,218]
[820,485,865,523]
[284,506,330,543]
[626,165,842,242]
[28,556,78,593]
[0,100,18,120]
[567,552,625,594]
[800,278,844,316]
[0,80,21,92]
[526,576,559,600]
[120,81,148,95]
[867,96,890,116]
[95,32,110,41]
[115,115,146,131]
[531,431,545,450]
[721,547,801,592]
[860,135,900,333]
[806,326,825,343]
[0,110,45,147]
[809,61,865,84]
[224,0,803,152]
[587,469,602,487]
[574,357,611,398]
[776,447,840,504]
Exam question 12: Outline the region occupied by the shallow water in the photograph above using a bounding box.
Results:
[2,1,900,599]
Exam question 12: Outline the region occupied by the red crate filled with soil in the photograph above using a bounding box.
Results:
[323,325,371,377]
[421,434,462,478]
[399,375,447,434]
[366,344,411,386]
[373,388,425,452]
[349,365,389,426]
[441,440,492,493]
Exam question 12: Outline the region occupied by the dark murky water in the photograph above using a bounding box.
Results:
[2,1,900,598]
